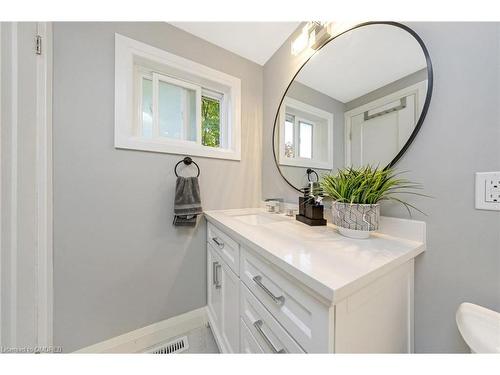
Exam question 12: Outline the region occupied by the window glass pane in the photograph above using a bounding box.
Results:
[201,96,220,148]
[284,114,295,158]
[158,80,197,141]
[141,78,153,138]
[299,121,312,159]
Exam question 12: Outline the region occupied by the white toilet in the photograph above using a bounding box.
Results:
[456,302,500,353]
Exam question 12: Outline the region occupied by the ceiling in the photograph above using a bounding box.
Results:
[295,24,428,103]
[169,23,427,102]
[169,22,300,65]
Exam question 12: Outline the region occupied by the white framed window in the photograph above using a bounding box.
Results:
[278,97,333,169]
[283,114,314,159]
[115,34,241,160]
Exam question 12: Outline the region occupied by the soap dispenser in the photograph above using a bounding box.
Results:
[296,180,327,226]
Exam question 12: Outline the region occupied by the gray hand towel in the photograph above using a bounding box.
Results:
[173,176,203,227]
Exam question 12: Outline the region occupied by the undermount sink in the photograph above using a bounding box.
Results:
[231,212,289,226]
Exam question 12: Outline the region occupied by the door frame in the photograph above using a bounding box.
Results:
[35,21,54,348]
[344,80,427,167]
[0,21,19,349]
[0,21,53,348]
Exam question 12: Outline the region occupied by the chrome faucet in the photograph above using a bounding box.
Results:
[264,198,284,213]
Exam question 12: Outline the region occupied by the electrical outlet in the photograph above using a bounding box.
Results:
[475,172,500,210]
[485,180,500,202]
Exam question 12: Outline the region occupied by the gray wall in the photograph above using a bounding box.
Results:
[263,23,314,198]
[53,22,262,352]
[344,68,428,111]
[262,22,500,352]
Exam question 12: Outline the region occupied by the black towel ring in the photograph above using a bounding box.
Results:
[174,157,200,177]
[306,168,319,182]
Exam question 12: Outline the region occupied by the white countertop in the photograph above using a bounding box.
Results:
[204,208,425,304]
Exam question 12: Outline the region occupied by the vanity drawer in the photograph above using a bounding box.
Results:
[240,318,264,353]
[207,222,240,274]
[240,248,330,353]
[240,283,304,353]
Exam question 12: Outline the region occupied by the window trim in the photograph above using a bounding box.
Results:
[115,33,241,161]
[135,71,153,138]
[278,97,333,169]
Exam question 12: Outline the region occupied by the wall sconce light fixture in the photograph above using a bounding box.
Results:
[291,21,332,56]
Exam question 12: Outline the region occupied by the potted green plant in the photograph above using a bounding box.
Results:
[320,166,425,239]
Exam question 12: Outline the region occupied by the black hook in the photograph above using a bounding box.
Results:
[174,157,200,177]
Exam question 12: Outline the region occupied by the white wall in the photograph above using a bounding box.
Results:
[262,22,500,352]
[53,22,262,352]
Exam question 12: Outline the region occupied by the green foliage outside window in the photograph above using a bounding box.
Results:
[202,96,220,147]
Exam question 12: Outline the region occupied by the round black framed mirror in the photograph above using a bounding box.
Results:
[272,22,433,192]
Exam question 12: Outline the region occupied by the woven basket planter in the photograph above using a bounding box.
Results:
[332,202,380,239]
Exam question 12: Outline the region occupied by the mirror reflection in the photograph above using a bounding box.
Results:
[274,23,431,190]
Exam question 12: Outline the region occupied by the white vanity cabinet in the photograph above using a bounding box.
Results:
[239,248,328,352]
[205,210,425,353]
[207,244,240,353]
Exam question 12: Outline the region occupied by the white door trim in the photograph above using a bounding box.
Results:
[35,21,53,348]
[0,22,20,348]
[0,22,53,348]
[344,80,427,167]
[9,22,19,349]
[0,22,53,349]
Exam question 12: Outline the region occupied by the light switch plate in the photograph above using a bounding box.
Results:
[475,172,500,210]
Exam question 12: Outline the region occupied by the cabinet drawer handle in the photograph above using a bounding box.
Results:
[252,275,285,305]
[212,237,225,249]
[212,261,218,286]
[253,319,286,353]
[212,261,222,289]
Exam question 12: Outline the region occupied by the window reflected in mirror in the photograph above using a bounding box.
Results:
[278,96,333,171]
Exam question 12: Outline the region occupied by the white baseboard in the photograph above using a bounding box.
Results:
[75,307,209,353]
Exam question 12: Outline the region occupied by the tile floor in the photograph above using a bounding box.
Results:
[183,324,219,353]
